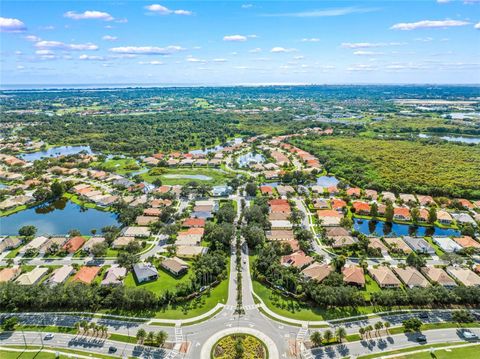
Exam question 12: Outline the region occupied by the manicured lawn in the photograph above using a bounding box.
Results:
[94,158,142,175]
[141,167,234,186]
[124,265,194,294]
[362,274,381,301]
[358,343,480,359]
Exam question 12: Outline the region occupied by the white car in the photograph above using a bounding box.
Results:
[462,330,478,340]
[44,333,54,340]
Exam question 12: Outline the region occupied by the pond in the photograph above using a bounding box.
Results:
[189,137,243,155]
[237,152,265,167]
[418,134,480,144]
[0,199,119,236]
[21,145,93,161]
[163,174,212,181]
[353,218,461,237]
[316,175,340,187]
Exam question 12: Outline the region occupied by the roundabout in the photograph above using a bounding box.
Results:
[200,327,279,359]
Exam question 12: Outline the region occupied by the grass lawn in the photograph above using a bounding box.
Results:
[358,343,479,359]
[94,158,142,175]
[141,167,234,186]
[124,266,194,294]
[0,346,120,359]
[362,274,381,301]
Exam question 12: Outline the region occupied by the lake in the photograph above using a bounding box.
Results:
[418,134,480,144]
[237,152,265,167]
[0,199,119,236]
[353,218,461,237]
[21,145,93,161]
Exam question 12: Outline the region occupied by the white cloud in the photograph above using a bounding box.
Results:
[109,45,184,55]
[102,35,118,41]
[347,64,376,71]
[0,17,27,32]
[437,0,451,3]
[17,65,25,70]
[223,35,248,42]
[341,42,406,48]
[270,47,296,53]
[213,58,227,62]
[249,48,262,53]
[64,10,114,21]
[36,49,54,55]
[138,60,164,65]
[145,4,193,16]
[475,22,480,29]
[40,25,55,30]
[25,35,41,42]
[186,56,206,63]
[301,38,320,42]
[241,4,253,9]
[35,40,99,51]
[353,50,384,55]
[415,37,434,42]
[293,55,305,60]
[391,19,470,30]
[262,7,378,18]
[79,54,105,61]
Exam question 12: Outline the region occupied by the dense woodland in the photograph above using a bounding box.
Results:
[291,135,480,198]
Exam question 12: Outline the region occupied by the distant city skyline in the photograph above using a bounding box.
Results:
[1,1,479,85]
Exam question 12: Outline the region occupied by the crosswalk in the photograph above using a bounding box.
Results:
[243,304,257,311]
[296,327,308,341]
[224,304,236,310]
[174,326,183,343]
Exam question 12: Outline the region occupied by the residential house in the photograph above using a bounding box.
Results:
[399,193,417,205]
[325,227,350,238]
[0,237,22,252]
[452,236,480,249]
[302,263,333,282]
[312,198,329,210]
[393,266,429,288]
[368,237,389,255]
[72,266,101,284]
[437,210,453,225]
[432,237,462,253]
[176,245,207,258]
[260,185,274,195]
[384,237,412,254]
[421,267,457,288]
[317,209,343,226]
[0,266,21,282]
[346,187,361,198]
[364,189,378,200]
[182,218,206,228]
[417,195,434,206]
[446,267,480,287]
[112,236,135,249]
[352,201,371,215]
[63,236,86,253]
[101,266,127,285]
[393,207,411,221]
[268,212,290,221]
[161,257,189,276]
[266,230,295,241]
[331,236,357,248]
[136,215,158,226]
[381,192,396,203]
[144,208,162,216]
[330,198,347,211]
[21,236,49,254]
[403,236,435,255]
[133,263,158,283]
[123,226,151,238]
[270,220,293,230]
[82,237,106,253]
[452,213,476,226]
[276,185,295,197]
[281,251,313,269]
[342,265,365,287]
[49,265,74,286]
[212,185,233,197]
[369,266,402,288]
[16,267,49,285]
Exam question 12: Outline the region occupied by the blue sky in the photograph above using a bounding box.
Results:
[1,1,479,85]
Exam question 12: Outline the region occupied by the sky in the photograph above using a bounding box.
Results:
[1,0,479,86]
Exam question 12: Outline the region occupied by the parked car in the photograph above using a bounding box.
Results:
[418,312,429,319]
[108,346,117,353]
[44,333,54,340]
[416,334,427,343]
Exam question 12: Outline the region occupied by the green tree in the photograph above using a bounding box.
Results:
[402,318,422,332]
[18,225,36,237]
[410,207,420,224]
[310,331,323,347]
[370,202,378,218]
[155,330,168,347]
[323,329,333,343]
[406,252,426,269]
[50,181,65,198]
[136,329,146,344]
[428,207,437,224]
[90,242,108,258]
[385,201,394,223]
[335,327,347,342]
[1,316,19,331]
[245,182,258,197]
[452,310,473,324]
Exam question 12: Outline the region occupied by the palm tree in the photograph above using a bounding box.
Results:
[80,320,88,334]
[146,331,155,344]
[359,327,365,339]
[374,321,383,337]
[310,331,323,347]
[88,322,96,336]
[155,331,168,348]
[323,329,333,343]
[365,325,373,338]
[335,327,347,343]
[74,322,80,334]
[384,321,391,335]
[136,329,146,344]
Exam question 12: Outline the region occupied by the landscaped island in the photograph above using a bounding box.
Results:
[211,334,267,359]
